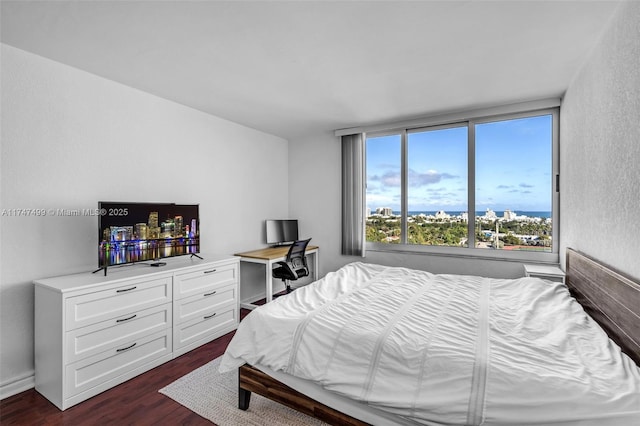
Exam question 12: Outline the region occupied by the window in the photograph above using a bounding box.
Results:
[365,107,559,261]
[407,125,468,247]
[365,134,402,243]
[475,115,553,252]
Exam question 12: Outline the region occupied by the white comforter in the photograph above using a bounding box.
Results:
[220,262,640,426]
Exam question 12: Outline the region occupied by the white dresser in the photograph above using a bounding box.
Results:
[34,254,239,410]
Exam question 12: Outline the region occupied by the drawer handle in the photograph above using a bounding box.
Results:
[204,290,217,297]
[203,269,217,274]
[116,314,137,323]
[116,342,137,352]
[204,312,217,319]
[116,286,137,293]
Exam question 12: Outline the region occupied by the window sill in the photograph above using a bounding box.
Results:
[365,242,559,264]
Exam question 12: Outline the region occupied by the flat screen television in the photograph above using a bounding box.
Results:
[265,219,298,246]
[98,201,200,269]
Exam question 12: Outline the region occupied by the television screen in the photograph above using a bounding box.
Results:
[265,219,299,245]
[98,202,199,268]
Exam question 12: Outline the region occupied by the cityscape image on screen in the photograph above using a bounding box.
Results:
[98,202,200,267]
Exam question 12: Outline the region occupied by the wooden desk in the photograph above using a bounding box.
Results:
[234,245,319,309]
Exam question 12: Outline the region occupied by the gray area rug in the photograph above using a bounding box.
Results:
[159,357,326,425]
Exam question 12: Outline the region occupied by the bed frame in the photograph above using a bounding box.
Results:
[238,364,368,425]
[565,248,640,365]
[237,248,640,424]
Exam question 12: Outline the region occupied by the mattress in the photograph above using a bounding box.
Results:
[220,262,640,425]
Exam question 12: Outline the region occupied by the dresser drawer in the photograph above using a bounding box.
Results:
[174,282,236,325]
[65,276,172,330]
[173,304,237,351]
[174,262,237,300]
[65,302,172,364]
[64,329,172,399]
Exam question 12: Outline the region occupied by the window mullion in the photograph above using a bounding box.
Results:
[401,129,408,244]
[467,121,476,249]
[551,108,560,253]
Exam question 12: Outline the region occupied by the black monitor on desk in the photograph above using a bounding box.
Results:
[265,219,298,246]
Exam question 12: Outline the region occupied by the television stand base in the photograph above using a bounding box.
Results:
[92,266,108,276]
[150,262,167,267]
[190,253,203,260]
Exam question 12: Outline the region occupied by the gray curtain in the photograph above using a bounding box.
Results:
[341,133,366,256]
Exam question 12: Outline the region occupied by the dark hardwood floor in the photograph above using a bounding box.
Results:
[0,308,255,425]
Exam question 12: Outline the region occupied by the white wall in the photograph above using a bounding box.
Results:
[0,44,289,395]
[559,1,640,279]
[288,131,350,275]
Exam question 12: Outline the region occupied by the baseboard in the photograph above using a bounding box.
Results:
[0,372,35,400]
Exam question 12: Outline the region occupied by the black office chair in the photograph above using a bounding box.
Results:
[272,238,312,294]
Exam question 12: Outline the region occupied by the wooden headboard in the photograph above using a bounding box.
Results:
[566,248,640,366]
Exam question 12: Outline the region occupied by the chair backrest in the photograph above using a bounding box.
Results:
[286,238,311,273]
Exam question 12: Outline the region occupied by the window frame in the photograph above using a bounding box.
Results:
[365,106,560,263]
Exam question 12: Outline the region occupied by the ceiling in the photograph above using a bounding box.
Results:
[1,1,621,140]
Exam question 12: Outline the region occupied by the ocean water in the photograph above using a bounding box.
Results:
[402,211,552,219]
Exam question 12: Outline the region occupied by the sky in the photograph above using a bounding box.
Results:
[366,114,552,213]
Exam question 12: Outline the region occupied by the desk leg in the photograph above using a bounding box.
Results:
[265,260,273,303]
[312,251,319,280]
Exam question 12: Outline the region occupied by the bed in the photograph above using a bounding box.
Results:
[219,248,640,425]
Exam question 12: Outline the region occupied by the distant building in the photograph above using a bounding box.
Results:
[435,210,450,219]
[174,216,183,236]
[161,218,175,238]
[376,207,394,216]
[148,211,159,228]
[483,208,497,220]
[135,223,148,240]
[148,227,161,239]
[503,209,516,220]
[112,226,133,241]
